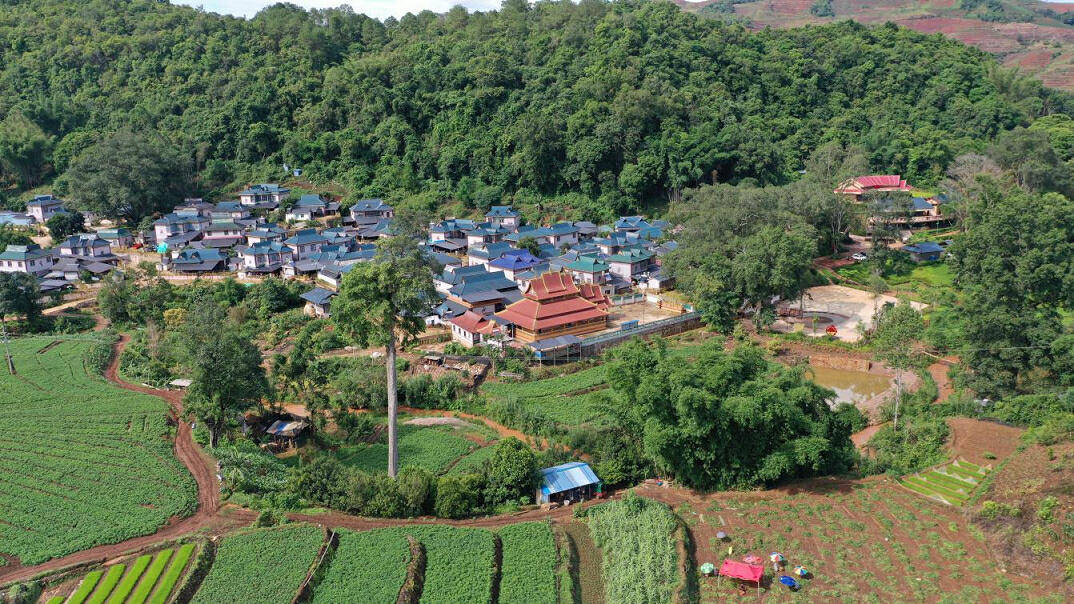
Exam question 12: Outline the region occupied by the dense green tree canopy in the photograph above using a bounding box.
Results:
[0,0,1069,216]
[604,338,861,489]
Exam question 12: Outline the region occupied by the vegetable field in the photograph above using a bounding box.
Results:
[587,495,680,604]
[497,523,557,604]
[191,525,324,604]
[310,529,411,604]
[46,543,195,604]
[900,458,990,506]
[0,338,197,564]
[336,424,481,475]
[406,525,496,604]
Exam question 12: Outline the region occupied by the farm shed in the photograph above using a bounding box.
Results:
[528,334,582,362]
[266,419,309,448]
[537,461,601,505]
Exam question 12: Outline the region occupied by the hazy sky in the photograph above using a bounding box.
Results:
[176,1,503,20]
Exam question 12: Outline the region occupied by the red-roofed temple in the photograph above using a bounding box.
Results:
[496,271,610,342]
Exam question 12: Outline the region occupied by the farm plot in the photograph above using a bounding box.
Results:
[335,424,480,475]
[586,495,681,604]
[310,529,411,604]
[371,525,496,604]
[635,480,1057,603]
[191,525,324,604]
[497,523,557,604]
[900,459,989,506]
[46,544,195,604]
[0,338,197,565]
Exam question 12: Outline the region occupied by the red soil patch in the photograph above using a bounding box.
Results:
[946,417,1023,466]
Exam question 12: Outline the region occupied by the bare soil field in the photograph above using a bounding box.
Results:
[946,417,1024,466]
[636,476,1066,602]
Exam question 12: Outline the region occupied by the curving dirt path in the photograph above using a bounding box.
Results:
[0,333,245,585]
[399,406,552,449]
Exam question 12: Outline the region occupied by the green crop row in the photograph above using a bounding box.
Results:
[311,529,411,604]
[336,425,476,475]
[67,571,103,604]
[191,525,324,604]
[497,523,557,604]
[129,549,173,604]
[148,544,195,604]
[85,563,125,604]
[105,554,152,604]
[392,525,496,604]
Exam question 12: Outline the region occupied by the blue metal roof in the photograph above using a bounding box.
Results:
[904,242,944,254]
[539,462,600,495]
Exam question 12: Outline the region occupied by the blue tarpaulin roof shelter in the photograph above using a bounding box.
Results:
[538,462,600,503]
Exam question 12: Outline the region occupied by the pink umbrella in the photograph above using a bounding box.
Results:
[743,554,763,565]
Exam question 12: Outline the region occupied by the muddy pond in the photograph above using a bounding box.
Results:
[808,365,891,405]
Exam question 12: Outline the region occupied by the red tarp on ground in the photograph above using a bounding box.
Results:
[719,559,764,583]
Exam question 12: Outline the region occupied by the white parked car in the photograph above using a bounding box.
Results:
[851,252,868,261]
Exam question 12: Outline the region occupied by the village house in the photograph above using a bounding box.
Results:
[165,248,228,273]
[429,218,478,244]
[237,241,293,276]
[489,249,546,281]
[449,310,499,348]
[0,244,53,275]
[283,228,329,260]
[285,194,339,222]
[245,226,287,245]
[349,199,394,224]
[26,195,66,223]
[534,223,580,249]
[211,201,252,221]
[174,198,215,217]
[903,241,945,262]
[97,227,134,248]
[465,224,508,248]
[239,184,289,208]
[607,247,655,280]
[435,264,489,294]
[446,269,523,315]
[201,220,247,248]
[537,462,601,505]
[467,241,515,268]
[154,213,208,246]
[496,271,610,343]
[57,234,114,261]
[485,206,520,230]
[564,255,610,287]
[0,212,34,227]
[300,287,336,317]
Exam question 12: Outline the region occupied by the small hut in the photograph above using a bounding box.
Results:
[537,462,601,505]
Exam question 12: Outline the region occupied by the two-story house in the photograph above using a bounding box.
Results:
[239,184,289,208]
[211,201,252,221]
[485,206,520,230]
[0,244,53,275]
[349,199,394,225]
[201,220,246,248]
[26,195,67,223]
[283,228,329,261]
[285,194,339,222]
[57,234,114,260]
[153,213,208,246]
[237,241,294,277]
[607,247,655,280]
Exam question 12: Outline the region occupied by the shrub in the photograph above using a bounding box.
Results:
[435,473,485,519]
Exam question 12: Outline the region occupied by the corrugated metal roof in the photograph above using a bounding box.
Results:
[540,462,600,495]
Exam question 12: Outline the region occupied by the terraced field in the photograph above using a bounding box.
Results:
[900,458,990,506]
[0,338,197,565]
[44,544,196,604]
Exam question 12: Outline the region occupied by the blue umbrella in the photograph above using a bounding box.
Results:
[779,576,800,589]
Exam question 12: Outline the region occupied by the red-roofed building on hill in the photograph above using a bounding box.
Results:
[496,272,610,343]
[449,310,499,348]
[834,175,912,200]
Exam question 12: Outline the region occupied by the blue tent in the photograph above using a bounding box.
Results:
[779,576,800,590]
